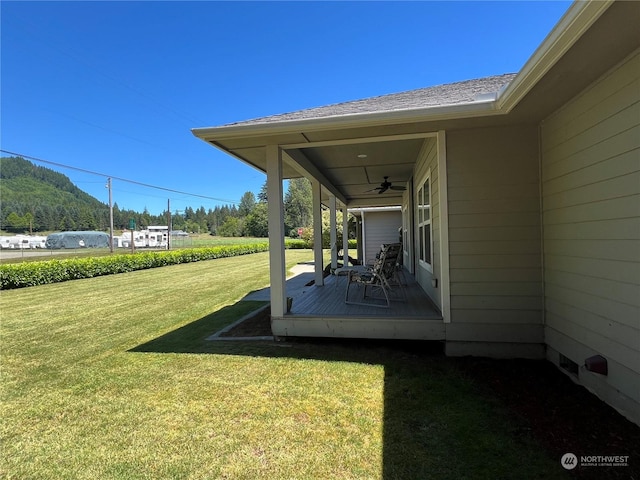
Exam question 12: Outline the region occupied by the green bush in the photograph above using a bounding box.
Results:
[284,239,310,249]
[0,243,270,290]
[285,232,357,250]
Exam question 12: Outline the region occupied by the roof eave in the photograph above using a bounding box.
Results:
[191,98,500,142]
[497,0,613,111]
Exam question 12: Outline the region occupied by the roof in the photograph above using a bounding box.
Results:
[224,74,517,128]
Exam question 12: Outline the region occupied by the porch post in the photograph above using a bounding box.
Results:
[266,145,286,317]
[329,195,337,271]
[437,130,451,324]
[312,179,324,286]
[342,205,349,265]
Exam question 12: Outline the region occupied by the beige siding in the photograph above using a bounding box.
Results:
[541,50,640,420]
[445,125,543,345]
[412,138,441,307]
[362,210,402,263]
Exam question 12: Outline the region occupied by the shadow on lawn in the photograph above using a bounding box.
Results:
[131,305,639,480]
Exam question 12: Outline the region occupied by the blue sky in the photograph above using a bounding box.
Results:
[1,1,571,215]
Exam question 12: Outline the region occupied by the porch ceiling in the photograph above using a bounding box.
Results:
[215,131,428,207]
[297,137,424,207]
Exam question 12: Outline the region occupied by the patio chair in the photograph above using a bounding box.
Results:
[344,243,402,308]
[331,248,363,289]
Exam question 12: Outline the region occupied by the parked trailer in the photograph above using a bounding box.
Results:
[120,231,146,248]
[145,226,168,248]
[0,235,48,249]
[119,227,168,248]
[0,235,32,249]
[29,236,47,249]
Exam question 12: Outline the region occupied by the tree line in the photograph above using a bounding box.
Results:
[1,156,315,237]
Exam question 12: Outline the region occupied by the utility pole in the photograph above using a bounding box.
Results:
[106,177,114,253]
[167,198,171,250]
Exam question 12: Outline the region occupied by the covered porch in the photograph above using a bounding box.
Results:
[244,262,444,340]
[192,77,516,338]
[248,133,449,329]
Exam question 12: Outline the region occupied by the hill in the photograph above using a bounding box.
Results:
[0,156,108,232]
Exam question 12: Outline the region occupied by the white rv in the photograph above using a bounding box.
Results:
[119,227,168,248]
[120,231,146,248]
[145,226,168,248]
[2,235,32,249]
[29,236,47,249]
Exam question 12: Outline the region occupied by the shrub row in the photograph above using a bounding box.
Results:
[285,238,358,250]
[0,243,270,290]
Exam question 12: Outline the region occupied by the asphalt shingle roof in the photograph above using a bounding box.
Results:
[224,73,517,127]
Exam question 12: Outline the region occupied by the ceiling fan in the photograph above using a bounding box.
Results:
[366,176,406,194]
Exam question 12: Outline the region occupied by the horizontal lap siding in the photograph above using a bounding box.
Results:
[413,138,441,307]
[363,210,402,263]
[446,125,542,339]
[541,49,640,397]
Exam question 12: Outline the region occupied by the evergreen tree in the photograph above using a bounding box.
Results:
[257,180,268,203]
[284,178,313,233]
[238,191,256,217]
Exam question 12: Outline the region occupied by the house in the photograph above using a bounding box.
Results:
[193,0,640,425]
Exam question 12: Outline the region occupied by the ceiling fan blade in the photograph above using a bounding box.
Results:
[389,185,406,191]
[378,187,389,194]
[364,187,381,193]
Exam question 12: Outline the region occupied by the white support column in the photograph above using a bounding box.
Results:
[329,195,337,271]
[266,145,286,316]
[342,205,349,266]
[437,130,451,324]
[312,179,324,286]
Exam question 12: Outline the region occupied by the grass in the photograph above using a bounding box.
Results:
[178,235,269,248]
[0,250,567,479]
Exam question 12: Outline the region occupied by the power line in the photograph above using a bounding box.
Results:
[0,150,238,205]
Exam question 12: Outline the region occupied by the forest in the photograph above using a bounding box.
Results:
[0,156,315,238]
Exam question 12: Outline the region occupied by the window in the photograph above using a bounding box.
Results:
[417,172,432,272]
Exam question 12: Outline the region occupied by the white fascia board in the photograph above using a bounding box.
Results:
[497,0,613,112]
[191,99,500,142]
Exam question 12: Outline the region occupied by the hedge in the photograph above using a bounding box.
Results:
[284,238,358,249]
[0,243,270,290]
[0,240,361,290]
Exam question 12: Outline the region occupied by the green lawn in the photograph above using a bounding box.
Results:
[0,250,566,479]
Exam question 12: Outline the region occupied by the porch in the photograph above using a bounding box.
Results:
[245,264,445,340]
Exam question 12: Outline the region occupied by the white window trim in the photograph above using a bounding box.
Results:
[416,168,433,274]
